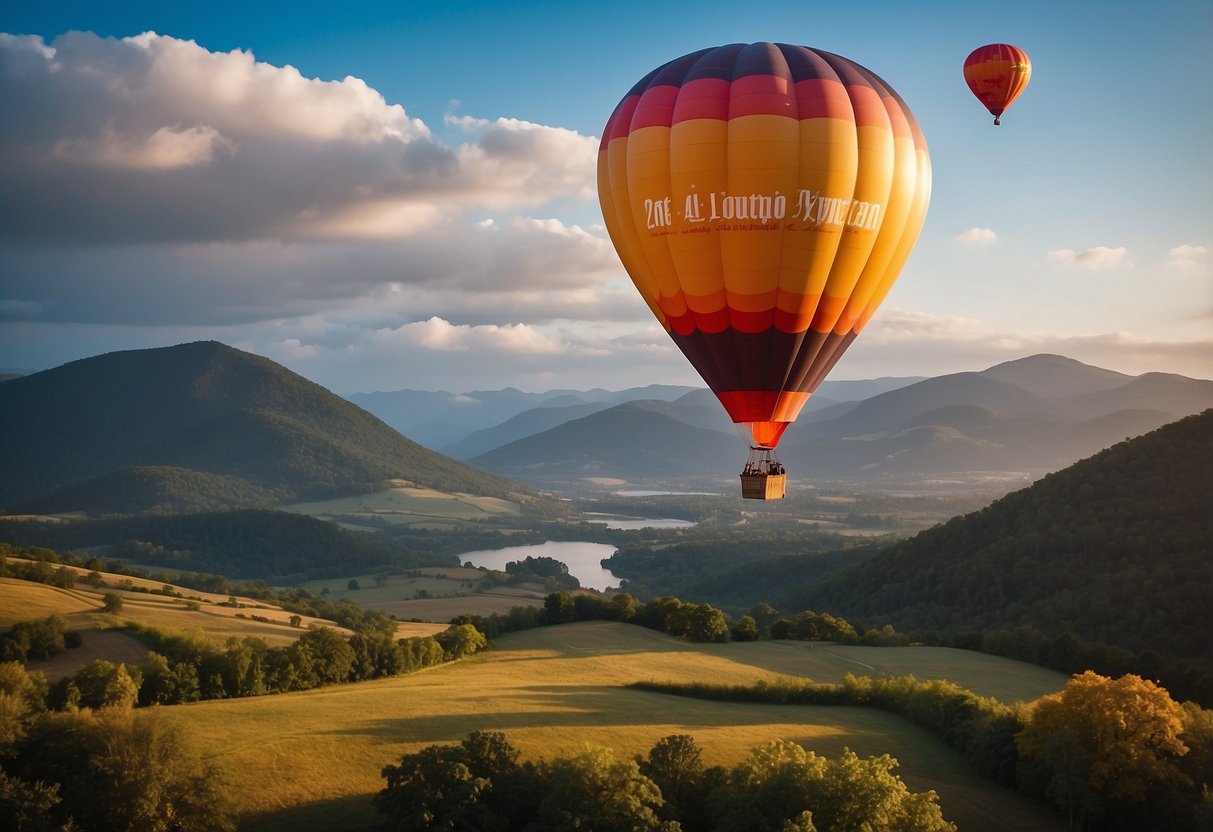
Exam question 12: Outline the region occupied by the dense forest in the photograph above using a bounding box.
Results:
[794,410,1212,660]
[0,511,461,580]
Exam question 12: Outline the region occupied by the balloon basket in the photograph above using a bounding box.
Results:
[739,447,787,500]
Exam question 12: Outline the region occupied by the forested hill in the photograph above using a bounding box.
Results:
[0,341,537,513]
[792,409,1213,663]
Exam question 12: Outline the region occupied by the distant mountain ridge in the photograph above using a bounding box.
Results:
[0,341,535,514]
[467,354,1213,487]
[350,377,924,452]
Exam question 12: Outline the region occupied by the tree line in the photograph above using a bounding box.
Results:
[633,671,1213,831]
[375,730,955,832]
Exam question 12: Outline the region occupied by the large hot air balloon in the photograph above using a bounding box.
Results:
[597,43,931,499]
[963,43,1031,125]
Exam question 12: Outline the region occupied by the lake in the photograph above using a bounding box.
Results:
[456,541,621,591]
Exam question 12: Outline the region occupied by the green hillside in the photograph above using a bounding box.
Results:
[0,341,542,513]
[790,410,1213,678]
[0,510,460,579]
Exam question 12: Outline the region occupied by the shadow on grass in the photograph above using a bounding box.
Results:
[240,792,379,832]
[313,682,903,747]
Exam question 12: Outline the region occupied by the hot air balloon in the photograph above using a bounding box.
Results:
[963,43,1031,125]
[597,43,931,499]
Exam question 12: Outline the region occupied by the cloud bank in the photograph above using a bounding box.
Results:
[1,30,1206,393]
[0,30,641,390]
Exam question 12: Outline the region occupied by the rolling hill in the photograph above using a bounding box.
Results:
[786,408,1213,669]
[0,341,538,515]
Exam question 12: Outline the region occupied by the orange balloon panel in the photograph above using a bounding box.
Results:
[598,43,931,448]
[964,43,1032,124]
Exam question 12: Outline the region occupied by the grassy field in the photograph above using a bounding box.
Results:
[280,481,523,529]
[299,566,549,622]
[2,573,444,681]
[177,621,1067,832]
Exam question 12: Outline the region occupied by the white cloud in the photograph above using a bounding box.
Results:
[378,317,564,354]
[1166,244,1209,271]
[0,32,598,244]
[954,227,998,245]
[52,123,234,169]
[1046,246,1131,269]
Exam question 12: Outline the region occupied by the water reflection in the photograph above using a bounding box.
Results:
[583,512,695,530]
[457,540,621,591]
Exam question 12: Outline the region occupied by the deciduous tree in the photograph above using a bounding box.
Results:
[1017,671,1190,825]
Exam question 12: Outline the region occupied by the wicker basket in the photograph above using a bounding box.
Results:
[739,473,787,500]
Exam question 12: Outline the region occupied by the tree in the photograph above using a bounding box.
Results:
[89,707,236,831]
[638,734,709,826]
[532,745,676,832]
[294,628,354,687]
[347,579,360,591]
[689,604,729,643]
[376,743,492,831]
[438,624,487,661]
[608,592,637,622]
[0,769,66,832]
[101,594,123,614]
[543,592,574,625]
[1017,671,1190,826]
[376,732,533,832]
[712,740,954,832]
[72,661,139,710]
[288,614,302,628]
[731,615,760,642]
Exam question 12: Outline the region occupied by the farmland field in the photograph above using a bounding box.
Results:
[178,621,1067,832]
[280,481,523,529]
[299,566,549,621]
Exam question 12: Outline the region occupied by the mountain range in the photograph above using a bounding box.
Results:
[5,343,1209,517]
[349,377,923,453]
[457,355,1213,488]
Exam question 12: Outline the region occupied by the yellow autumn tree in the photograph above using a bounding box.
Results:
[1017,671,1189,820]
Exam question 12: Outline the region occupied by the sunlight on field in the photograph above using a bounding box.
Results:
[279,481,522,527]
[1,572,347,649]
[0,578,101,624]
[179,622,1066,832]
[298,567,549,623]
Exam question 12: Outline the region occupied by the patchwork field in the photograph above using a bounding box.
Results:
[178,621,1067,832]
[299,566,549,622]
[280,481,523,529]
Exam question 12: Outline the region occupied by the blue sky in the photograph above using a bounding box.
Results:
[1,0,1210,393]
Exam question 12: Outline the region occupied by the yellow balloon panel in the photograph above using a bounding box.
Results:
[598,43,930,440]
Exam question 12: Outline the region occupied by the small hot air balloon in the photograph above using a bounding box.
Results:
[597,43,931,499]
[964,43,1031,125]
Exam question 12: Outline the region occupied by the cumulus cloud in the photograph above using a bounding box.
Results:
[1046,246,1131,269]
[0,31,598,244]
[954,227,998,245]
[52,123,235,169]
[383,317,563,354]
[0,31,623,349]
[1166,244,1209,271]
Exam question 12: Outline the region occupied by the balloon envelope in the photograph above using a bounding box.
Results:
[964,43,1032,124]
[597,43,931,449]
